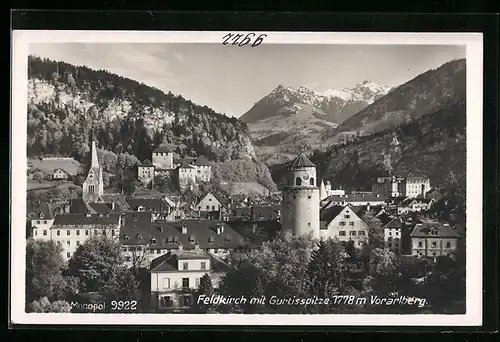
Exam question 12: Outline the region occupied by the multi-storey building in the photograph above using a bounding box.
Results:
[410,222,459,258]
[319,204,369,248]
[34,213,121,261]
[149,248,230,312]
[137,160,155,186]
[372,176,431,198]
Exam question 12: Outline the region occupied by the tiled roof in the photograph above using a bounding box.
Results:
[320,205,344,223]
[35,203,54,220]
[406,176,429,182]
[53,168,71,176]
[229,205,281,221]
[153,146,173,153]
[124,219,246,250]
[377,212,394,226]
[89,203,113,214]
[99,194,131,211]
[140,159,155,167]
[52,213,120,227]
[126,198,173,212]
[384,217,402,229]
[178,163,195,169]
[120,211,153,245]
[410,222,458,238]
[328,194,386,203]
[288,153,316,168]
[150,250,232,273]
[70,199,98,214]
[193,156,211,167]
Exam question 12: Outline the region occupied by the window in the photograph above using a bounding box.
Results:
[310,178,315,186]
[56,230,60,236]
[389,231,392,235]
[431,241,437,248]
[76,241,80,246]
[182,295,191,307]
[308,195,311,199]
[94,230,98,235]
[85,230,89,236]
[344,215,350,219]
[388,243,392,248]
[418,241,423,247]
[349,231,356,236]
[339,231,346,236]
[183,262,188,270]
[339,221,346,226]
[43,220,47,224]
[112,230,115,236]
[214,248,219,253]
[67,241,70,246]
[446,242,451,248]
[201,262,207,270]
[34,230,37,236]
[349,222,354,226]
[57,241,61,245]
[358,231,366,236]
[206,205,210,210]
[67,230,71,236]
[66,252,71,258]
[157,249,161,254]
[182,278,189,288]
[163,278,170,289]
[296,177,302,186]
[212,205,215,211]
[43,230,47,236]
[76,230,80,236]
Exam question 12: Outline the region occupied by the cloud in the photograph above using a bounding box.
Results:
[29,43,179,90]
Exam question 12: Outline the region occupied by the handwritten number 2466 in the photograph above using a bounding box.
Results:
[222,33,267,47]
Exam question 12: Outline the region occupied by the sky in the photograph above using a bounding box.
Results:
[29,43,465,117]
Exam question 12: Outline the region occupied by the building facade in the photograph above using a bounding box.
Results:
[149,248,229,312]
[137,160,155,186]
[319,205,368,247]
[52,168,70,181]
[35,213,121,261]
[152,147,175,170]
[281,154,320,239]
[410,222,458,258]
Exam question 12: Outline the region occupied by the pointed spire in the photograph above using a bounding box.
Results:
[319,179,327,200]
[90,128,99,168]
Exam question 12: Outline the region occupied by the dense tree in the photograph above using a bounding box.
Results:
[27,55,252,164]
[26,239,79,303]
[195,274,216,313]
[67,235,131,294]
[27,297,72,313]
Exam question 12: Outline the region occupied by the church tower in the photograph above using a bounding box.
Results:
[281,153,320,239]
[82,130,104,202]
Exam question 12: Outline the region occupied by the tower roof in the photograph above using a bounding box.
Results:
[288,153,315,169]
[91,140,99,168]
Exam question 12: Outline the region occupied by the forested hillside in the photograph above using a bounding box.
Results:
[271,97,466,196]
[27,56,255,163]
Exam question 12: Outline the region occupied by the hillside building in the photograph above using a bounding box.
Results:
[372,176,432,198]
[281,153,320,239]
[137,160,155,186]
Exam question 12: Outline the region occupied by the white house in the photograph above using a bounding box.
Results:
[149,248,231,312]
[410,222,459,259]
[52,168,70,181]
[319,204,369,248]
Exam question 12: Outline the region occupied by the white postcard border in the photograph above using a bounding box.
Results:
[11,30,483,326]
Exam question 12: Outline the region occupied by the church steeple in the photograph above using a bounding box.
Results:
[91,139,99,168]
[83,126,104,202]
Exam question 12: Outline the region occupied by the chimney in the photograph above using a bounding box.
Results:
[194,244,200,251]
[181,225,188,234]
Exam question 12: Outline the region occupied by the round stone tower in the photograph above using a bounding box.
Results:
[281,153,320,238]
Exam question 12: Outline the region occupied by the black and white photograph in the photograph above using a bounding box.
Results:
[10,31,483,326]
